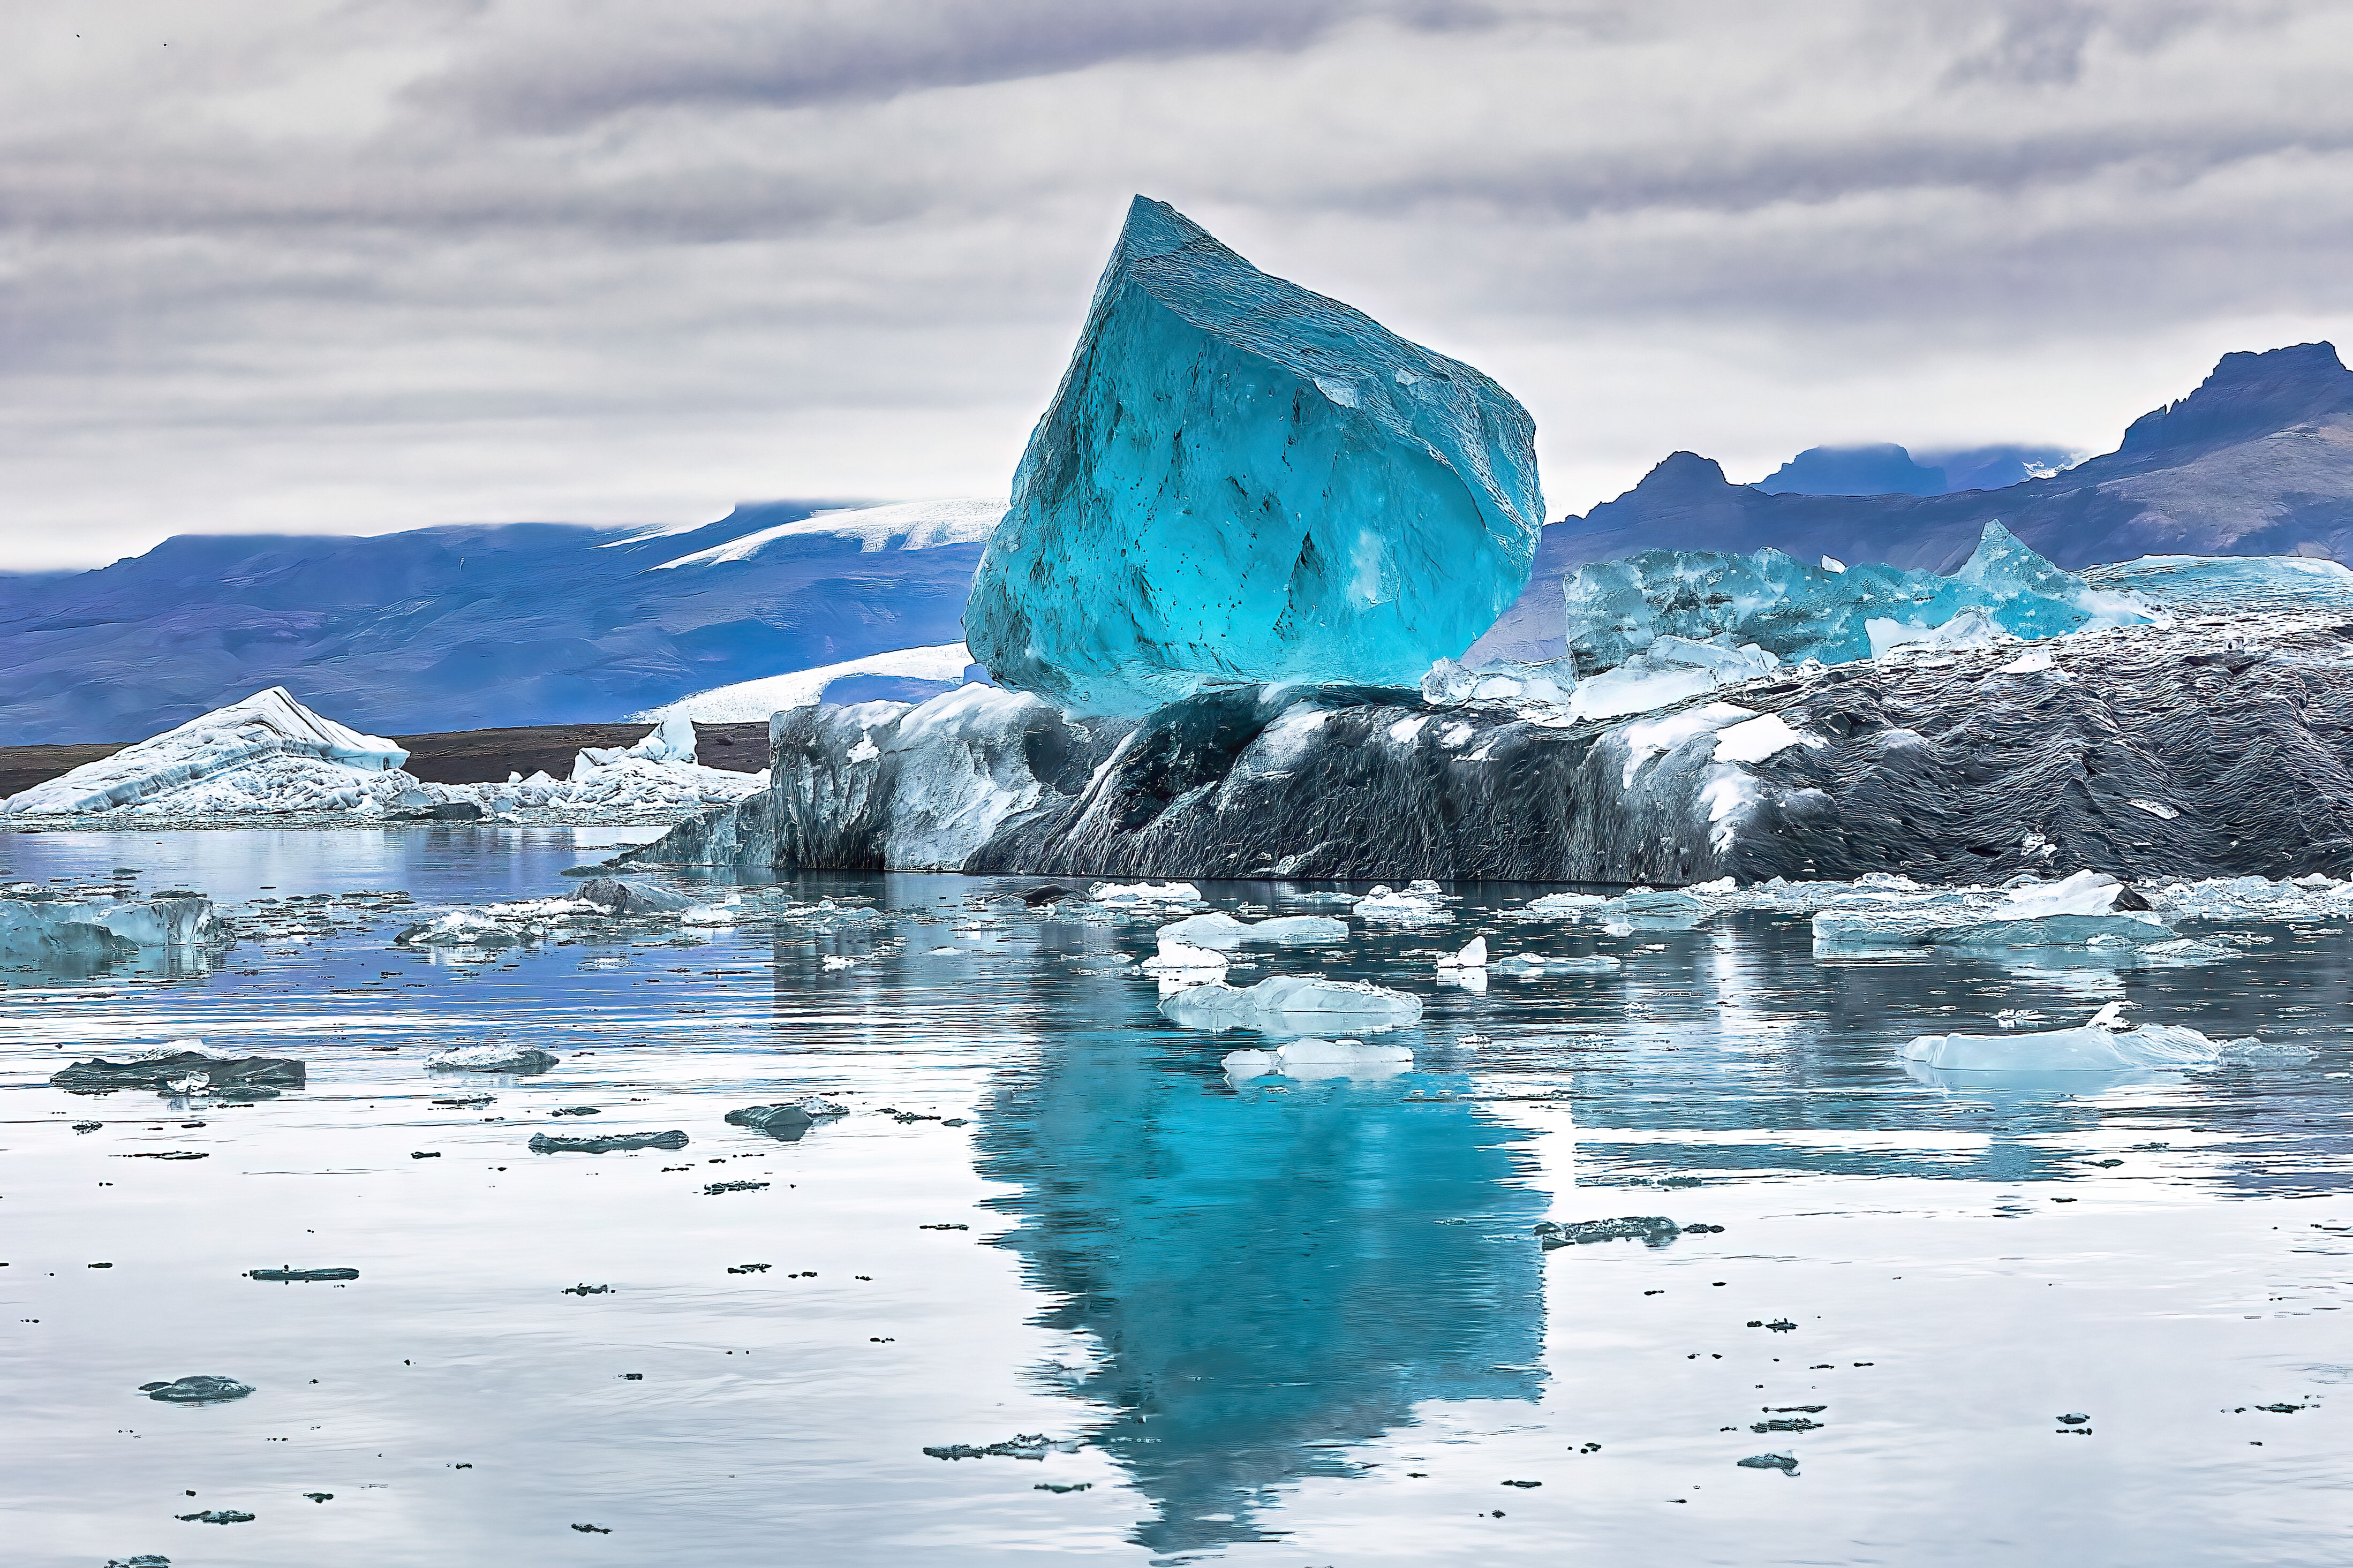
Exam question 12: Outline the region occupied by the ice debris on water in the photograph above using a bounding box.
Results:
[247,1267,358,1283]
[1737,1452,1799,1473]
[922,1433,1083,1461]
[965,196,1543,714]
[1533,1217,1683,1249]
[528,1130,689,1154]
[424,1044,560,1073]
[1220,1036,1415,1082]
[104,1557,171,1566]
[1161,975,1424,1035]
[138,1376,253,1403]
[1490,951,1622,975]
[1561,521,2156,677]
[176,1510,255,1524]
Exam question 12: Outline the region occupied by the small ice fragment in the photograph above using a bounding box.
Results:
[1999,648,2056,674]
[528,1130,689,1154]
[1737,1451,1799,1473]
[1089,881,1203,906]
[1532,1216,1681,1248]
[1820,555,1846,573]
[1436,936,1488,969]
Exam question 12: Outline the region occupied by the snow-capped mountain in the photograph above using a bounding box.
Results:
[0,498,1000,744]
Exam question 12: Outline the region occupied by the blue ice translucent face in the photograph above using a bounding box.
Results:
[1562,520,2150,673]
[966,196,1545,715]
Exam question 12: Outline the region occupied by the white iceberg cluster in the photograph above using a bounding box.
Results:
[2,688,763,825]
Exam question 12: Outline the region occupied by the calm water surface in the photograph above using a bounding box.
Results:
[2,829,2349,1566]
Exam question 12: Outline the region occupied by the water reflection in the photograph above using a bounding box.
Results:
[970,964,1545,1557]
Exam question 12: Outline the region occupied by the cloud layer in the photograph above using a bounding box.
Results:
[1,0,2348,567]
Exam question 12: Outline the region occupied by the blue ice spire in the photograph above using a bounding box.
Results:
[966,196,1544,714]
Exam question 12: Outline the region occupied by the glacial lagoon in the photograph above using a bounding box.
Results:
[3,829,2350,1566]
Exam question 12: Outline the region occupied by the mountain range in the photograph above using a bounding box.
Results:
[5,343,2349,745]
[0,498,997,745]
[1472,342,2353,661]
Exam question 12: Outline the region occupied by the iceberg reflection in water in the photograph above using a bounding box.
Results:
[0,830,2348,1565]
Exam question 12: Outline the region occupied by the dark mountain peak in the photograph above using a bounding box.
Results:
[1632,450,1733,498]
[2118,341,2352,457]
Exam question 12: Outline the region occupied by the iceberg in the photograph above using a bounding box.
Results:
[4,686,408,817]
[1560,521,2154,677]
[1160,975,1424,1036]
[966,196,1544,714]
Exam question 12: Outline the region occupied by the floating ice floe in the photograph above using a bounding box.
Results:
[1519,887,1706,928]
[425,1044,561,1073]
[1490,951,1623,975]
[1089,881,1204,907]
[1901,1018,2309,1072]
[1142,940,1230,981]
[1352,885,1453,924]
[1160,975,1424,1035]
[1220,1037,1415,1082]
[1156,911,1349,949]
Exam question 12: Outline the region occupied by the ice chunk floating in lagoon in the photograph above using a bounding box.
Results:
[966,195,1544,714]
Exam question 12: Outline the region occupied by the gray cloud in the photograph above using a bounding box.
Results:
[0,0,2346,568]
[409,0,1509,131]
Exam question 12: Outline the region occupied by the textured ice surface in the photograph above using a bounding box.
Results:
[1160,975,1424,1036]
[1143,939,1229,978]
[2083,553,2353,614]
[0,893,213,957]
[967,196,1543,714]
[1900,1022,2259,1072]
[1220,1036,1414,1082]
[1560,522,2154,676]
[1436,937,1488,969]
[425,1044,560,1073]
[1352,887,1453,925]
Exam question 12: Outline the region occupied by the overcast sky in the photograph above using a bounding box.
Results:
[2,0,2348,570]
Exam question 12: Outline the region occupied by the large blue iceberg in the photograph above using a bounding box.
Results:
[966,196,1545,715]
[1560,521,2156,675]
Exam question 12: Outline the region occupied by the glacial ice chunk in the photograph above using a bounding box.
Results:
[966,196,1544,714]
[1161,975,1424,1036]
[1142,939,1230,979]
[1352,885,1453,925]
[1561,521,2155,676]
[1436,936,1488,969]
[1091,881,1204,907]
